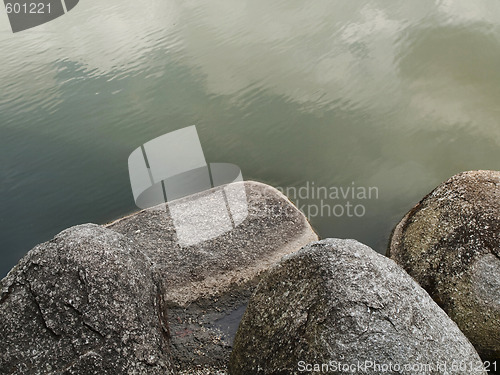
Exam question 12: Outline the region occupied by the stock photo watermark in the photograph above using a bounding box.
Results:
[4,0,80,33]
[128,125,248,247]
[127,126,379,245]
[276,181,379,220]
[297,359,494,373]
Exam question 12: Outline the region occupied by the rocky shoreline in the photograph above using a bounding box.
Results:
[1,173,499,374]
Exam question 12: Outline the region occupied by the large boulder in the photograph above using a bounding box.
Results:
[0,224,174,375]
[229,239,486,375]
[388,170,500,361]
[108,181,318,372]
[108,181,318,307]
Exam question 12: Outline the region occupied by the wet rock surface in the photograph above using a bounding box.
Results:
[0,224,174,375]
[388,170,500,361]
[108,181,318,372]
[229,239,486,375]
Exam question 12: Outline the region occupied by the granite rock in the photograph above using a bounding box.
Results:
[229,239,486,375]
[388,170,500,361]
[0,224,174,375]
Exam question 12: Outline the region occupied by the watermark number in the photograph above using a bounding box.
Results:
[5,2,52,14]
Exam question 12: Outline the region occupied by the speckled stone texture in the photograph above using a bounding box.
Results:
[229,239,486,375]
[0,224,174,375]
[388,170,500,361]
[108,181,318,307]
[108,180,318,372]
[0,181,317,374]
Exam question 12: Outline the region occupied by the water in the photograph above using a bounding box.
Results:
[212,304,248,346]
[1,0,500,278]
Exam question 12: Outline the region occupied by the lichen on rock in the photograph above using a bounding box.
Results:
[388,170,500,361]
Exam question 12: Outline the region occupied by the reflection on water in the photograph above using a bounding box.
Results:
[1,0,499,277]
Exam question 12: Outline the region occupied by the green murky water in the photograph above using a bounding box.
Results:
[1,0,500,277]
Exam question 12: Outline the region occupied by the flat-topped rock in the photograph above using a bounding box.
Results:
[108,181,318,307]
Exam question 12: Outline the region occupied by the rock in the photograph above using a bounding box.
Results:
[229,239,486,375]
[388,170,500,361]
[108,181,318,306]
[0,224,174,375]
[108,180,318,372]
